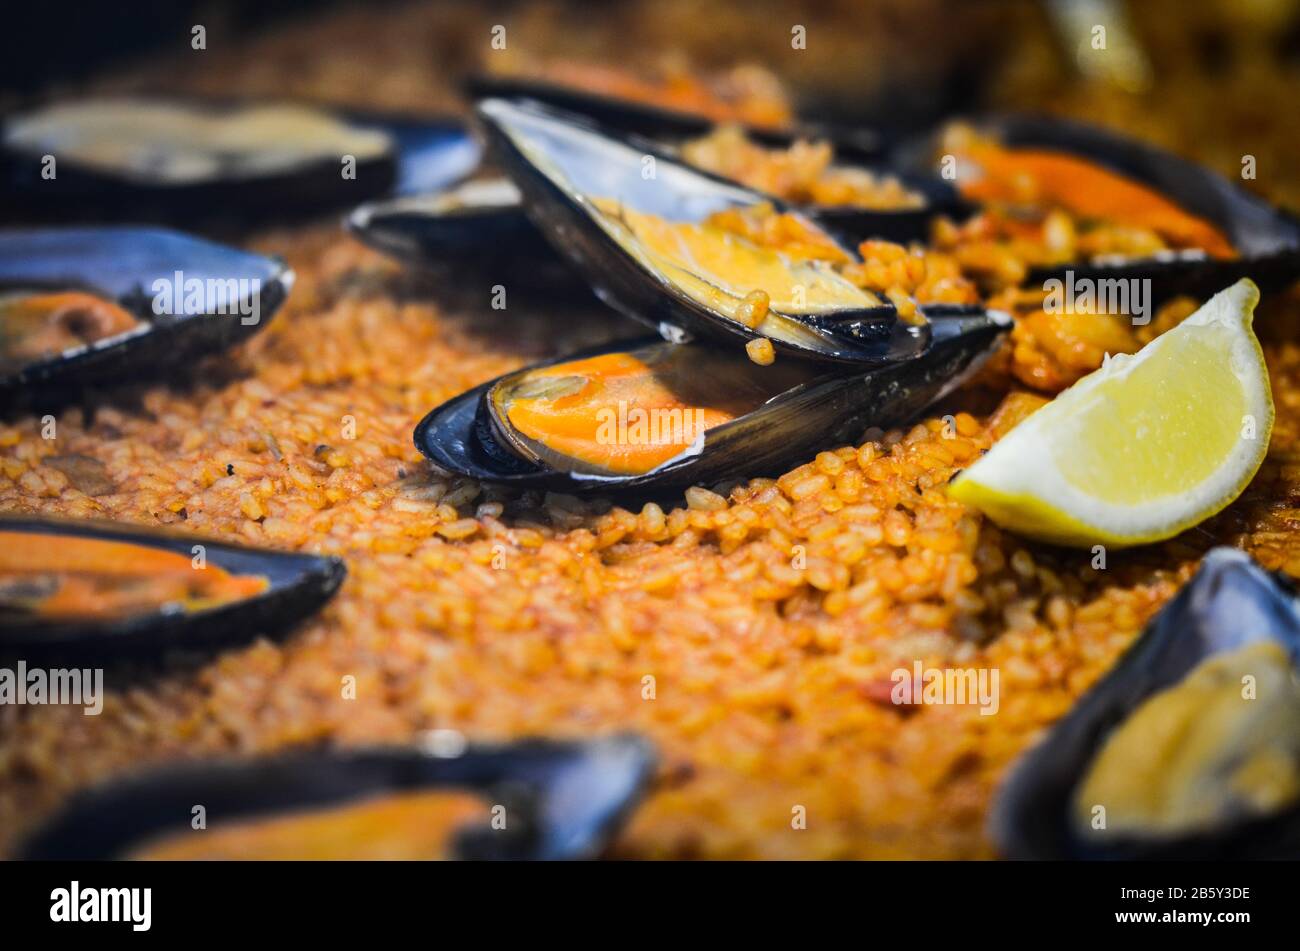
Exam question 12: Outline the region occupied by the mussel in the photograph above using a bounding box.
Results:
[467,64,983,233]
[416,306,1008,492]
[347,177,557,269]
[348,108,482,196]
[992,548,1300,860]
[0,516,344,659]
[465,68,883,159]
[905,114,1300,301]
[476,97,953,365]
[2,98,481,222]
[0,226,291,410]
[19,732,656,860]
[349,133,959,275]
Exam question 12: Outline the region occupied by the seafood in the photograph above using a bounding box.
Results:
[5,99,390,184]
[484,342,816,476]
[1073,640,1300,843]
[0,227,291,409]
[130,790,489,861]
[465,56,894,161]
[3,98,481,221]
[0,290,144,375]
[477,58,796,131]
[20,734,656,861]
[992,548,1300,860]
[0,516,344,659]
[404,99,1007,492]
[347,178,557,269]
[349,110,481,196]
[5,0,1300,867]
[476,97,946,364]
[416,307,1008,491]
[945,124,1234,257]
[913,116,1300,300]
[0,529,268,622]
[353,104,953,274]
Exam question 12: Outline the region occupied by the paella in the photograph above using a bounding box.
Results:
[3,0,1300,862]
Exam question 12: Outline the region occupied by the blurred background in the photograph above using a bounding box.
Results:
[4,0,1299,204]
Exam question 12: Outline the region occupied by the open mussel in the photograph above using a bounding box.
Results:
[345,108,482,197]
[0,516,344,659]
[904,115,1300,301]
[0,226,291,410]
[476,97,953,365]
[466,65,882,159]
[350,128,959,277]
[415,306,1008,492]
[348,177,557,269]
[992,548,1300,860]
[2,98,481,223]
[19,732,656,860]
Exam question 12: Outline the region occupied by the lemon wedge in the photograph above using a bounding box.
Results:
[948,279,1272,548]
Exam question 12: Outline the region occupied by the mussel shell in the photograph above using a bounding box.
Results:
[2,98,478,223]
[466,73,883,160]
[347,177,556,267]
[806,174,971,247]
[0,226,291,410]
[0,516,344,660]
[342,109,482,197]
[350,166,964,275]
[900,114,1300,302]
[19,733,656,860]
[414,306,1007,492]
[991,548,1300,860]
[476,97,927,365]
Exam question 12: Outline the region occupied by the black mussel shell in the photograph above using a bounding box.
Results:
[19,733,656,860]
[0,516,344,660]
[0,226,291,410]
[466,73,883,160]
[347,177,557,268]
[350,161,962,276]
[901,114,1300,302]
[1,98,475,223]
[992,548,1300,860]
[476,97,928,365]
[341,109,481,197]
[805,173,969,247]
[414,306,1007,493]
[346,177,599,299]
